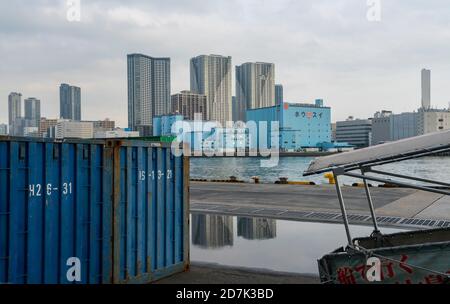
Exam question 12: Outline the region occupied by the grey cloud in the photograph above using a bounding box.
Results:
[1,0,450,126]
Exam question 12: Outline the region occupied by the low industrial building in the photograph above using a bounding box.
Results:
[153,100,339,153]
[55,120,93,139]
[153,115,244,154]
[371,111,419,145]
[417,108,450,135]
[153,114,184,137]
[39,118,59,138]
[89,119,116,132]
[335,117,372,148]
[93,129,139,138]
[0,124,7,135]
[371,107,450,145]
[246,100,332,151]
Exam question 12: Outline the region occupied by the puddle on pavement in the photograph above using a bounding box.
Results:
[190,213,407,275]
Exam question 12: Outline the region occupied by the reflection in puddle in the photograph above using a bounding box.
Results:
[190,213,407,274]
[192,213,234,248]
[237,217,276,240]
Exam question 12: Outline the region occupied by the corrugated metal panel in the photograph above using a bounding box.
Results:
[111,140,189,284]
[0,137,189,284]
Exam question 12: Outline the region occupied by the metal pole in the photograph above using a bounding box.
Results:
[344,172,450,196]
[368,168,450,188]
[333,171,353,247]
[360,168,380,233]
[339,146,450,173]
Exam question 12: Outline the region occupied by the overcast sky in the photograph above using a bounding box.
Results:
[1,0,450,127]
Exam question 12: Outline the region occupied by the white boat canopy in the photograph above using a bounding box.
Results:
[304,129,450,176]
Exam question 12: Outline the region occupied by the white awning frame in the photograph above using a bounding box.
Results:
[304,130,450,176]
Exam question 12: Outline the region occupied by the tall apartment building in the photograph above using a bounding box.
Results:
[24,97,41,127]
[421,69,431,109]
[8,92,22,135]
[275,84,283,105]
[60,83,81,121]
[190,54,232,126]
[171,91,207,121]
[127,53,171,136]
[236,62,275,121]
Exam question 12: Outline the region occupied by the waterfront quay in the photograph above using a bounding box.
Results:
[156,263,319,284]
[190,182,450,229]
[158,181,450,284]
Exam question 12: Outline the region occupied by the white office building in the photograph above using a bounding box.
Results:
[55,120,93,139]
[94,129,139,139]
[336,117,373,148]
[418,108,450,135]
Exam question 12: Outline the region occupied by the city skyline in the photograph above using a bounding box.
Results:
[2,1,450,127]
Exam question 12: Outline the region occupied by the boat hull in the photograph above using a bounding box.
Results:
[318,228,450,284]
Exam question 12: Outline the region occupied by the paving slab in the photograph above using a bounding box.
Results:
[375,191,444,218]
[415,195,450,219]
[191,182,416,214]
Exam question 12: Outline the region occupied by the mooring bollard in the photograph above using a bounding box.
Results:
[251,176,260,184]
[324,172,336,184]
[278,177,288,184]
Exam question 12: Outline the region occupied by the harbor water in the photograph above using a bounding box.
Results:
[190,156,450,185]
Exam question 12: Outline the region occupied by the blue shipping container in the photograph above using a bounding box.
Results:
[0,137,189,284]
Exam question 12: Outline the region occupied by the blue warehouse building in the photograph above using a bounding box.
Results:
[246,100,332,151]
[153,114,184,136]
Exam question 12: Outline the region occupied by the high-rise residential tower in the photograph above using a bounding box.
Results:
[8,92,22,135]
[275,84,283,105]
[24,97,41,127]
[190,54,232,125]
[60,83,81,121]
[236,62,275,121]
[127,53,171,136]
[171,91,208,121]
[421,68,431,109]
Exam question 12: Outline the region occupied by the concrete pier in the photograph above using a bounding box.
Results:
[190,182,450,228]
[155,263,319,284]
